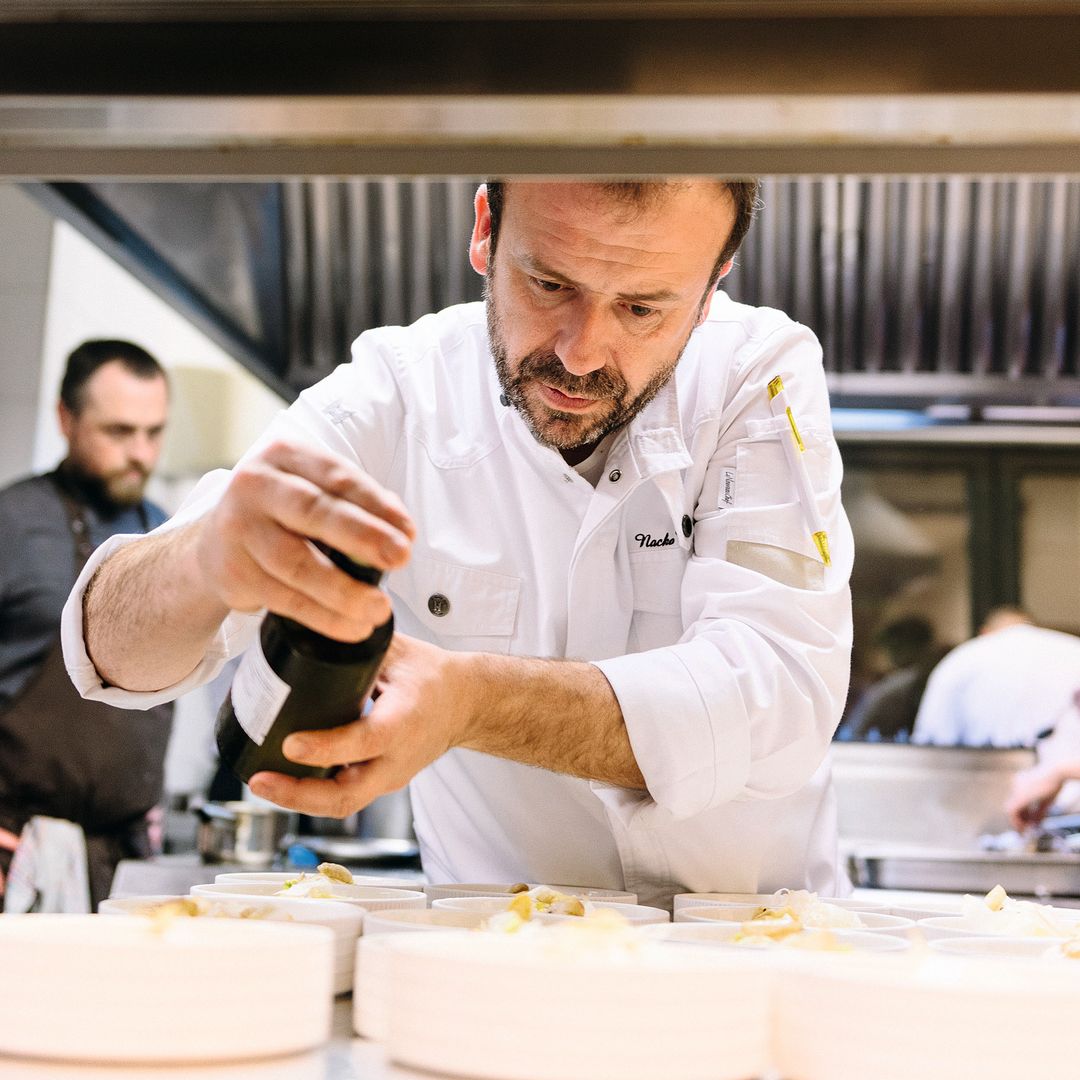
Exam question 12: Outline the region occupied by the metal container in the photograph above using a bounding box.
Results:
[195,801,294,867]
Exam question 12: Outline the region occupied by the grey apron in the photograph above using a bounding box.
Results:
[0,478,173,908]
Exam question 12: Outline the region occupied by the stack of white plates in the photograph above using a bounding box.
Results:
[191,880,427,912]
[100,893,363,995]
[431,895,669,925]
[424,882,637,903]
[381,931,773,1080]
[774,952,1080,1080]
[0,914,333,1063]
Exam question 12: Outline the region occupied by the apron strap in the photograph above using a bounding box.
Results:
[46,468,151,569]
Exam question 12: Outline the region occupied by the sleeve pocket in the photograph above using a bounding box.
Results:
[735,417,834,511]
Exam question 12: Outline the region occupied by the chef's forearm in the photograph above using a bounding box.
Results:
[452,652,646,790]
[83,521,229,692]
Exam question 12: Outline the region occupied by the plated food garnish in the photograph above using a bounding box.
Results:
[276,862,355,897]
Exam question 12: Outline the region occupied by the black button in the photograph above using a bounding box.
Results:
[682,514,693,538]
[428,593,451,618]
[608,469,621,483]
[499,393,510,407]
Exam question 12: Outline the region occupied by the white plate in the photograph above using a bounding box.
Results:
[191,880,427,911]
[431,896,669,925]
[0,914,333,1063]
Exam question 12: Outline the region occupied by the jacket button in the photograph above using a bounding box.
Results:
[682,514,693,538]
[428,593,451,617]
[608,469,621,483]
[499,393,510,407]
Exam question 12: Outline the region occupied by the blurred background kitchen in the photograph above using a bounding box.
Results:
[2,0,1080,900]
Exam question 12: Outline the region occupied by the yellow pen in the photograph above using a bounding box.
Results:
[766,375,831,566]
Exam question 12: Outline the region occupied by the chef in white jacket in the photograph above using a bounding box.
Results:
[63,181,853,908]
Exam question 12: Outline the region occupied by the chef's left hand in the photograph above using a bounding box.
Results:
[247,633,474,816]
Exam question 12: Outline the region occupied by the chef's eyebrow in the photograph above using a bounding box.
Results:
[516,254,682,305]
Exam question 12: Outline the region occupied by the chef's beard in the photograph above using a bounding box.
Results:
[65,457,150,510]
[485,277,687,453]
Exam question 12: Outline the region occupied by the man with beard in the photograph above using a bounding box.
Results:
[65,182,853,908]
[0,340,171,909]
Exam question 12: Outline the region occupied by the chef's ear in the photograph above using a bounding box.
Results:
[57,399,75,441]
[695,260,734,326]
[469,184,492,276]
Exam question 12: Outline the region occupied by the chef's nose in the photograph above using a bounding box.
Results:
[555,304,612,378]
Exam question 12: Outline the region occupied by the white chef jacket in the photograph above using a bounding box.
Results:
[62,295,854,909]
[913,625,1080,749]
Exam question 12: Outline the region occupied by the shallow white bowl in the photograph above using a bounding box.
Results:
[191,880,426,912]
[676,905,913,935]
[431,896,669,925]
[423,882,637,903]
[889,903,963,921]
[639,922,909,953]
[99,893,364,994]
[672,892,889,914]
[363,908,489,935]
[0,914,333,1063]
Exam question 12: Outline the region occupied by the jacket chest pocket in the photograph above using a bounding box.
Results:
[389,553,521,654]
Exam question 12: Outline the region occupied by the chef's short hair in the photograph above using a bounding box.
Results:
[484,179,760,288]
[60,339,167,414]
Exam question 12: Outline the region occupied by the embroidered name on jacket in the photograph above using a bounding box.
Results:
[635,532,676,549]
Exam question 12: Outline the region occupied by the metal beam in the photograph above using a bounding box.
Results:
[2,95,1080,178]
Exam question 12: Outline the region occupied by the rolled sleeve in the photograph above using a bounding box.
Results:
[59,468,261,710]
[593,643,745,821]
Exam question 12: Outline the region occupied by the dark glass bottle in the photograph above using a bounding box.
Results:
[215,547,394,783]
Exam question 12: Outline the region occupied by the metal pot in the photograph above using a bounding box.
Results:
[195,801,295,867]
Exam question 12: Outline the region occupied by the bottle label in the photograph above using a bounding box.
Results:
[232,641,291,747]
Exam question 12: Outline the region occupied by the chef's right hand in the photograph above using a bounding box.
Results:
[1005,763,1065,831]
[195,439,415,642]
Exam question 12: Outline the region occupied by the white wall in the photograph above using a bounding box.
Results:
[0,187,54,487]
[34,219,286,510]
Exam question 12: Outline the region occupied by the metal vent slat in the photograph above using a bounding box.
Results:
[279,175,1080,404]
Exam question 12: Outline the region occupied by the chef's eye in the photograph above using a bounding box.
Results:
[532,277,566,293]
[627,303,656,318]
